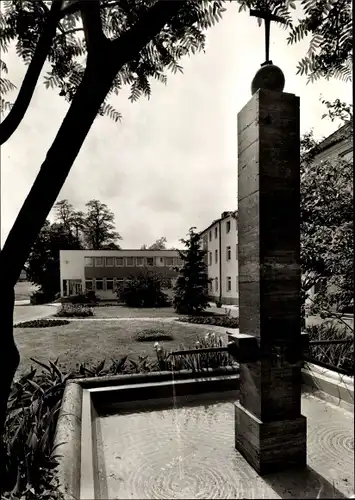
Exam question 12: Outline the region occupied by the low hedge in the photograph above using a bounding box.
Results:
[178,315,239,328]
[55,304,94,318]
[60,290,99,305]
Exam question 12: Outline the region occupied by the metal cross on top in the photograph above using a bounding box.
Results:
[250,9,287,66]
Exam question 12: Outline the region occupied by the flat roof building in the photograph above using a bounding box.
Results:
[59,249,182,299]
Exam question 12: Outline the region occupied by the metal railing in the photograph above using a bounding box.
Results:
[169,339,353,377]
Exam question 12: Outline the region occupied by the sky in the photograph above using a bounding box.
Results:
[1,2,352,250]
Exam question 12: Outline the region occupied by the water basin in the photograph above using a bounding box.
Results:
[56,370,354,499]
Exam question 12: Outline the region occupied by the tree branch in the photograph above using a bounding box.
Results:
[80,0,107,54]
[110,0,185,63]
[0,0,64,146]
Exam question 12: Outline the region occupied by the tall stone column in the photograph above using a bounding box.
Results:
[235,66,307,475]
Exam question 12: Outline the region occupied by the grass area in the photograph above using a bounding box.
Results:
[93,306,180,318]
[14,319,224,377]
[92,305,228,319]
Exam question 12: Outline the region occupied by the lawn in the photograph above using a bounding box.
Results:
[13,319,226,377]
[93,305,179,318]
[91,304,230,318]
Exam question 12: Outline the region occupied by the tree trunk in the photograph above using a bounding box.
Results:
[0,288,19,484]
[0,1,186,481]
[0,56,117,465]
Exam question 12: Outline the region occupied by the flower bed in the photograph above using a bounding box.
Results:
[14,319,70,328]
[178,314,239,328]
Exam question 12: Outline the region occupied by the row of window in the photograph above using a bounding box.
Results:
[84,256,181,268]
[209,276,238,293]
[84,277,173,292]
[208,219,237,242]
[208,245,238,265]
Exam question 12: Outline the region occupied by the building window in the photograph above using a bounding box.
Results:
[95,279,103,291]
[166,257,174,266]
[106,257,114,267]
[215,277,218,292]
[215,226,218,239]
[215,249,218,263]
[115,257,124,266]
[236,276,238,291]
[84,257,93,266]
[209,252,212,266]
[236,244,238,259]
[203,236,208,249]
[106,279,114,291]
[226,221,231,233]
[95,257,103,267]
[85,280,93,291]
[126,257,134,266]
[136,257,144,266]
[227,276,232,292]
[226,246,231,260]
[147,257,154,266]
[208,280,212,292]
[209,231,212,242]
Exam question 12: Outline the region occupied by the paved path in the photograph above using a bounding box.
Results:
[13,304,59,325]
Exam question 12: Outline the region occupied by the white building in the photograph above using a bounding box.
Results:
[200,211,238,305]
[59,249,181,300]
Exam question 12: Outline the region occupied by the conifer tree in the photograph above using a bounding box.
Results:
[173,227,211,315]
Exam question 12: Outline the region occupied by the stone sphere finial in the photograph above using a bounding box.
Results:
[251,61,285,95]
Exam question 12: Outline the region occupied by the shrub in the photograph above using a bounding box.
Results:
[215,300,222,308]
[116,270,169,308]
[14,319,70,328]
[60,290,99,305]
[30,290,54,305]
[179,315,239,328]
[135,328,174,342]
[306,322,354,373]
[338,302,354,314]
[55,304,94,318]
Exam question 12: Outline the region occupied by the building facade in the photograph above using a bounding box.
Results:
[198,125,352,309]
[200,211,238,305]
[309,122,353,165]
[59,249,182,299]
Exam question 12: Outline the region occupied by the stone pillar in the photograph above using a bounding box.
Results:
[235,88,307,475]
